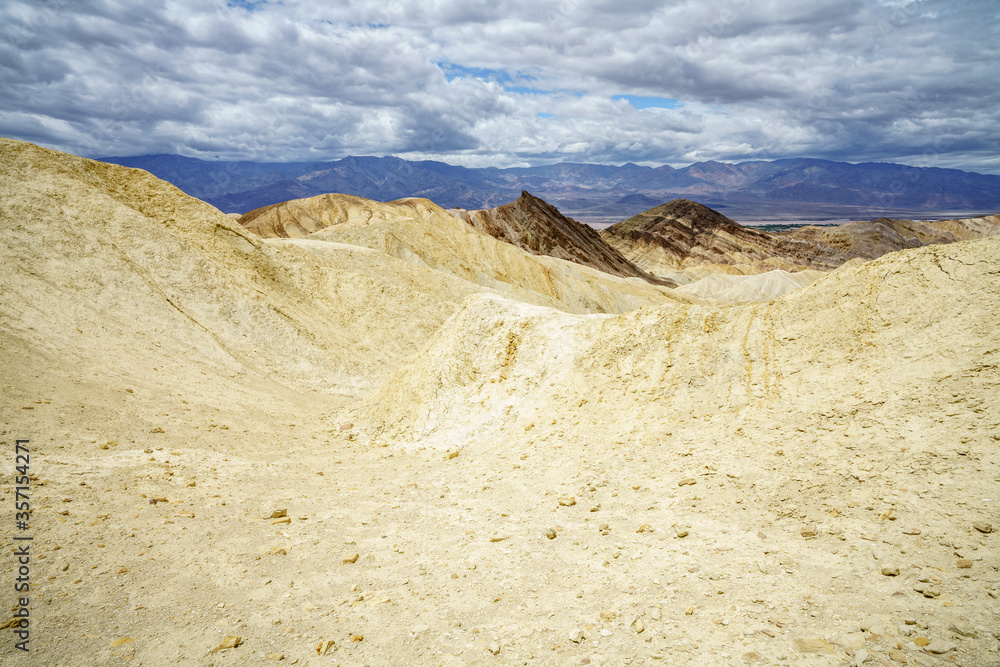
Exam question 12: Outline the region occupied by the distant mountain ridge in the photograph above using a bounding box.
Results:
[98,153,1000,221]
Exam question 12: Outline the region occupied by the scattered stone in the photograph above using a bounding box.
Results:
[110,637,134,647]
[853,649,870,666]
[650,608,661,621]
[271,517,292,525]
[973,522,992,534]
[956,559,973,569]
[801,524,818,538]
[487,641,500,655]
[268,509,287,519]
[888,649,906,663]
[343,553,359,564]
[339,423,353,431]
[315,640,335,655]
[599,523,610,535]
[633,619,645,634]
[742,651,763,663]
[902,528,921,536]
[793,637,834,654]
[600,610,617,622]
[685,607,695,616]
[948,621,977,638]
[678,478,696,486]
[569,628,585,643]
[558,496,576,507]
[489,536,509,543]
[266,652,285,660]
[925,639,956,654]
[673,525,689,538]
[881,566,900,577]
[447,451,459,460]
[758,628,775,638]
[268,547,287,555]
[174,511,195,518]
[913,637,930,647]
[545,528,557,540]
[913,586,940,598]
[590,505,600,512]
[351,634,363,642]
[636,523,653,533]
[210,636,243,654]
[860,534,877,541]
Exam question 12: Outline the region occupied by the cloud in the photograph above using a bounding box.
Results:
[0,0,997,173]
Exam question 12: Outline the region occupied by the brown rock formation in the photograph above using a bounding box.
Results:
[600,199,851,277]
[454,191,669,284]
[601,198,1000,280]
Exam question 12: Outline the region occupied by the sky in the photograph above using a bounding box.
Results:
[2,0,999,173]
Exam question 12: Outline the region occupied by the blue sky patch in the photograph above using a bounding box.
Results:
[613,95,682,109]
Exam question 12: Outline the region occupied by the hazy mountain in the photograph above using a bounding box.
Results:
[98,153,1000,221]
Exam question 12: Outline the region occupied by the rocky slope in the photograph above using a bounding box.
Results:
[602,198,1000,283]
[239,193,684,315]
[3,138,999,666]
[451,191,663,284]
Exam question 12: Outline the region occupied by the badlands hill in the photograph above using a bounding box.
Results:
[2,137,999,666]
[602,198,1000,285]
[450,191,661,284]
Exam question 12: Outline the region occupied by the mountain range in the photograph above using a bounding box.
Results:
[98,153,1000,223]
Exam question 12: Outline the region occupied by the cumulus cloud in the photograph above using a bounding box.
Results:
[0,0,997,172]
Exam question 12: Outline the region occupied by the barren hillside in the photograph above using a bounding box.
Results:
[1,138,998,666]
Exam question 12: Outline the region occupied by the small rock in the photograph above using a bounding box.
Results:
[599,610,617,622]
[801,524,818,538]
[913,637,930,647]
[487,641,500,655]
[902,528,921,535]
[673,525,689,538]
[270,517,291,525]
[633,619,645,634]
[266,652,285,660]
[268,509,288,519]
[956,558,973,569]
[447,451,459,460]
[888,649,906,663]
[343,553,359,564]
[925,639,956,654]
[948,621,977,638]
[351,634,363,642]
[174,511,195,518]
[590,505,600,512]
[678,478,696,486]
[881,566,900,577]
[315,640,335,655]
[569,628,585,643]
[973,522,992,534]
[650,608,662,621]
[636,523,653,533]
[545,528,557,539]
[339,422,353,431]
[600,629,612,637]
[558,496,576,507]
[110,637,134,648]
[268,547,287,555]
[210,636,242,654]
[793,637,834,654]
[853,649,870,666]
